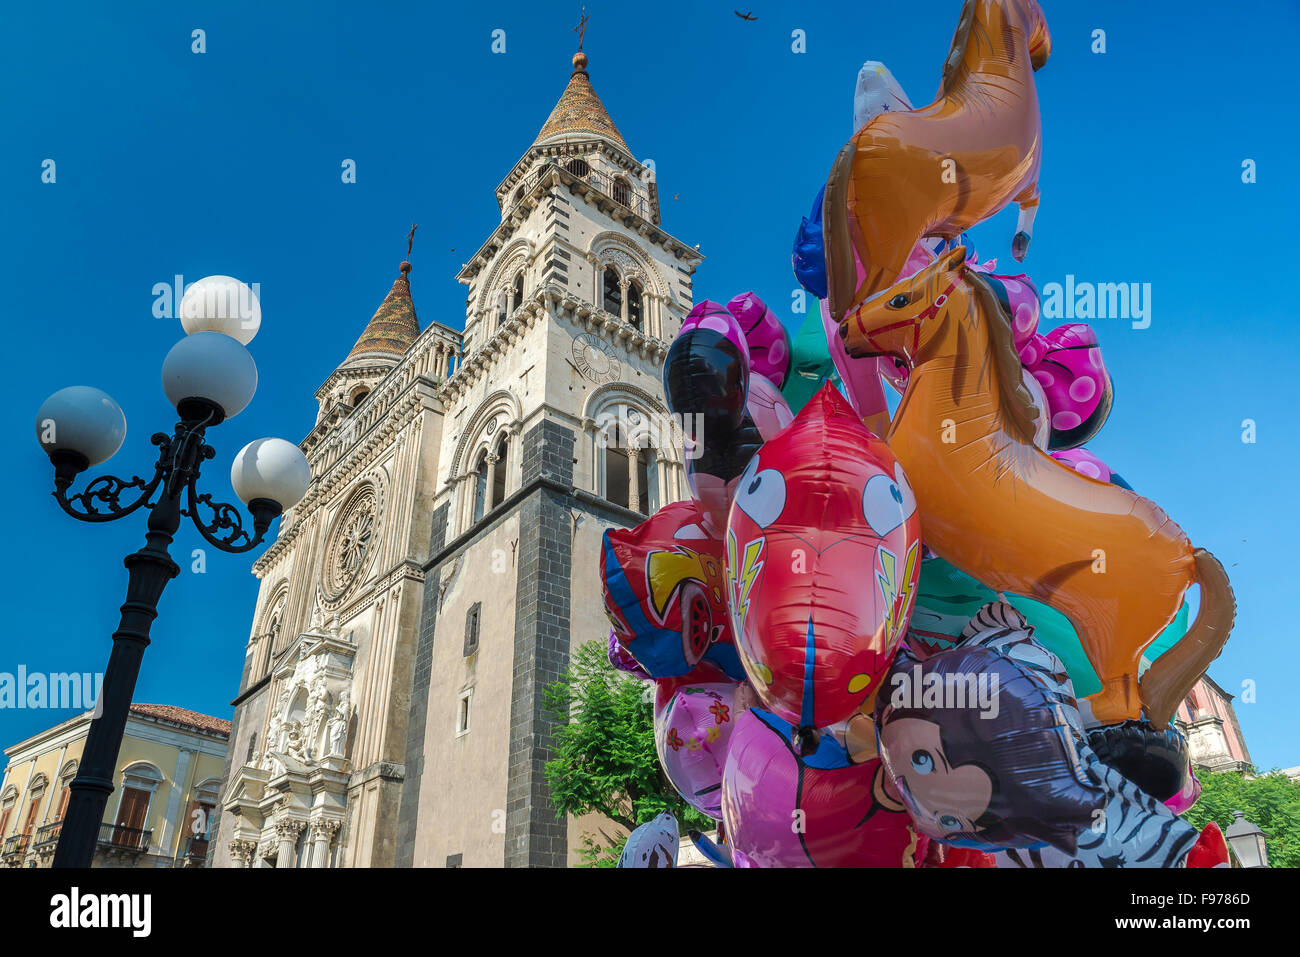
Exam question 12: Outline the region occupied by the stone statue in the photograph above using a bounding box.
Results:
[327,711,346,757]
[267,709,284,754]
[328,692,350,756]
[284,720,310,762]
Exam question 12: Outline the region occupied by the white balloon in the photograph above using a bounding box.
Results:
[853,61,912,133]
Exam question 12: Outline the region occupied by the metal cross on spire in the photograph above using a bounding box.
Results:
[406,223,418,261]
[573,6,589,50]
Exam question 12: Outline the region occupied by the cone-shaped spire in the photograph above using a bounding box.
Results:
[342,258,420,367]
[534,50,630,153]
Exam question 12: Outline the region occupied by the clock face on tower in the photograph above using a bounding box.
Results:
[571,333,621,384]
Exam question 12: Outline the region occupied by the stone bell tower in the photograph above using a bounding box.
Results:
[393,44,703,868]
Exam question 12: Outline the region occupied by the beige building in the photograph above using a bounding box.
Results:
[1,704,229,868]
[211,45,701,867]
[1174,675,1253,775]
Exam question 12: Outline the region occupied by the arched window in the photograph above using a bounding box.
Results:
[112,764,162,850]
[350,387,369,407]
[565,157,590,178]
[472,452,488,523]
[54,762,77,822]
[264,591,289,671]
[495,289,508,328]
[604,426,629,508]
[490,434,508,509]
[627,282,644,330]
[602,267,622,316]
[512,272,524,312]
[21,775,47,840]
[514,185,525,204]
[0,787,17,842]
[612,177,631,207]
[188,779,221,859]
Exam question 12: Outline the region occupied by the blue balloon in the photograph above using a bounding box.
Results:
[792,185,827,299]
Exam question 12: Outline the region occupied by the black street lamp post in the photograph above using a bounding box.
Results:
[36,276,309,869]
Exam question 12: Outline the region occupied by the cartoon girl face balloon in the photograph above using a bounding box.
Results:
[725,384,922,734]
[876,611,1111,856]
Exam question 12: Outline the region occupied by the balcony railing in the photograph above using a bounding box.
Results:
[33,821,63,849]
[176,836,210,868]
[98,822,152,852]
[2,833,30,859]
[511,159,652,222]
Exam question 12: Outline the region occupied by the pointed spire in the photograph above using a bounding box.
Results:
[342,226,421,367]
[534,39,630,153]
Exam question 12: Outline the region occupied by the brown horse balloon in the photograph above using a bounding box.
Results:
[836,247,1235,730]
[825,0,1051,317]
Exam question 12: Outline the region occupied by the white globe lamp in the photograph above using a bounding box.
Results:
[35,386,128,477]
[161,332,258,422]
[230,437,311,512]
[179,275,261,344]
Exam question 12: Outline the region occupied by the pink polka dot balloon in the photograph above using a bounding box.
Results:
[726,292,791,390]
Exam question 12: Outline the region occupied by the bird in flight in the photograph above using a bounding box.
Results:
[672,193,680,201]
[735,11,757,21]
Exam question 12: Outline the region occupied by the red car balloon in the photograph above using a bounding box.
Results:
[602,499,744,680]
[725,384,922,732]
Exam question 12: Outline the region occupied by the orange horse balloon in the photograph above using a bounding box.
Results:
[825,0,1051,316]
[837,247,1235,729]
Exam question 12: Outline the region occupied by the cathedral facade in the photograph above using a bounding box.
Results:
[210,49,701,868]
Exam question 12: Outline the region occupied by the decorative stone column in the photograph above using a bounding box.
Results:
[643,292,657,340]
[309,820,341,869]
[455,471,475,534]
[656,450,673,511]
[626,445,640,512]
[485,451,500,509]
[619,279,630,324]
[275,819,305,869]
[585,252,600,305]
[228,839,256,868]
[581,416,598,493]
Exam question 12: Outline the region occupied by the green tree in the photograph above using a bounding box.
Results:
[1183,769,1300,868]
[543,639,713,866]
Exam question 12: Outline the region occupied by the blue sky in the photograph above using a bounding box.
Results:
[2,0,1297,771]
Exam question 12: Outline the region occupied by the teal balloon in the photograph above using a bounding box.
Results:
[779,305,840,414]
[910,557,1189,699]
